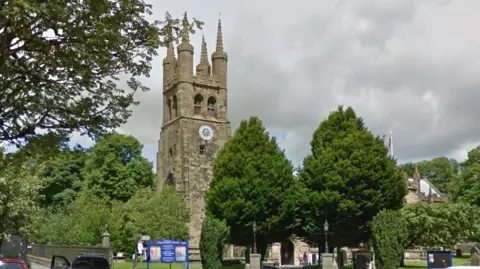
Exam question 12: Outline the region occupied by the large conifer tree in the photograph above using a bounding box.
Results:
[206,116,298,256]
[299,106,406,247]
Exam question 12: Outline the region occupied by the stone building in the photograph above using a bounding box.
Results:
[156,14,231,253]
[404,167,447,204]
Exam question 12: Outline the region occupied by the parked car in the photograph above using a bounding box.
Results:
[50,253,110,269]
[0,258,29,269]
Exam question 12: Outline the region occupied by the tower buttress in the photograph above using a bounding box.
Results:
[177,12,194,82]
[212,19,228,88]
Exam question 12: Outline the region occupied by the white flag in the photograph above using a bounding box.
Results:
[388,130,393,157]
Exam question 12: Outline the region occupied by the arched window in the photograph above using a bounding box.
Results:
[167,98,172,119]
[172,95,178,117]
[166,173,174,186]
[207,97,217,117]
[194,94,204,115]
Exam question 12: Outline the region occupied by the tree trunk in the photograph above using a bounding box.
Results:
[400,254,405,267]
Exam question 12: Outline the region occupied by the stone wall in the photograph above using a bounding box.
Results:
[28,244,111,263]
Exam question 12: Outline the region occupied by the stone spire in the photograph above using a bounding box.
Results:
[215,19,224,52]
[177,11,194,80]
[165,41,175,61]
[196,35,211,77]
[162,41,176,86]
[181,12,190,44]
[211,18,228,87]
[413,166,421,182]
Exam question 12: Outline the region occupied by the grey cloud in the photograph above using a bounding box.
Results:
[117,0,480,166]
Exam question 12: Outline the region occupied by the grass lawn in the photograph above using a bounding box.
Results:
[400,255,471,269]
[111,261,245,269]
[304,255,471,269]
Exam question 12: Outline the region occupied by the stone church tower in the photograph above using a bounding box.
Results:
[156,15,231,247]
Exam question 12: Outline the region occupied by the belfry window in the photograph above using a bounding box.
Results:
[194,94,204,115]
[199,145,206,155]
[207,97,217,117]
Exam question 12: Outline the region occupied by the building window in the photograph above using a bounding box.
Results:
[194,94,204,115]
[167,98,172,119]
[199,145,205,155]
[207,97,217,117]
[172,95,178,117]
[166,173,174,186]
[169,148,173,157]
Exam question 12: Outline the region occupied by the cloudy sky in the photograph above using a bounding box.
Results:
[75,0,480,168]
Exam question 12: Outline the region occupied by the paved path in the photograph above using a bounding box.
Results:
[31,262,49,269]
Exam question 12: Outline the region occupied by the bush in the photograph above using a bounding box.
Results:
[200,215,230,269]
[371,209,408,269]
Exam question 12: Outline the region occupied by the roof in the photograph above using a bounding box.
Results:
[407,177,443,197]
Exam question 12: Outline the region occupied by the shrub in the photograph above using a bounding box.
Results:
[200,215,230,269]
[371,209,408,269]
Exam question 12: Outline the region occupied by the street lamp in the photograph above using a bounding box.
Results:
[324,220,329,253]
[252,221,257,254]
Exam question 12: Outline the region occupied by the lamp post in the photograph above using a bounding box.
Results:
[324,220,329,253]
[252,221,257,254]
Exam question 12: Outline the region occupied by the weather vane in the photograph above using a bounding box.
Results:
[219,12,222,20]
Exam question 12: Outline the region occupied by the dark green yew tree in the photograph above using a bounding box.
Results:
[206,116,298,257]
[299,106,406,247]
[371,210,408,269]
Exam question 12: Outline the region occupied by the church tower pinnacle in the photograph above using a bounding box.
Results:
[212,19,228,88]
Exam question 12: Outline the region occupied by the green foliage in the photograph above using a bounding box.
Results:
[111,187,189,254]
[371,210,408,269]
[206,116,297,250]
[400,157,459,193]
[401,202,479,249]
[82,133,155,202]
[0,151,42,236]
[30,191,114,245]
[299,106,407,247]
[39,146,87,206]
[0,0,202,146]
[450,146,480,206]
[200,215,230,269]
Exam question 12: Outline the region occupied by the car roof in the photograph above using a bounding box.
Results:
[0,259,25,263]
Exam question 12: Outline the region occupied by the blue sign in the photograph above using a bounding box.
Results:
[146,239,189,269]
[426,250,452,269]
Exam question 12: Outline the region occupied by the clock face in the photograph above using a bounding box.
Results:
[199,125,214,141]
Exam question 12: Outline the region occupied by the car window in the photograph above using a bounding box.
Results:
[0,262,24,269]
[72,258,108,269]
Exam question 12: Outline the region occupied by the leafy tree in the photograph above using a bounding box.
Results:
[0,1,202,146]
[82,133,155,202]
[371,210,408,269]
[111,187,189,255]
[200,215,230,269]
[39,146,87,207]
[0,151,42,237]
[400,157,459,192]
[30,191,114,245]
[299,106,406,247]
[401,202,479,250]
[450,146,480,205]
[206,116,297,257]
